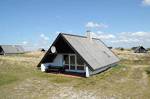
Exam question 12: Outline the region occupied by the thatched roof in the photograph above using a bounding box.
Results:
[0,45,24,55]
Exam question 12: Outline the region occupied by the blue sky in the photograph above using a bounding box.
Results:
[0,0,150,49]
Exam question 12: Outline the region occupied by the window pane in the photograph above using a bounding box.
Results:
[77,66,84,70]
[77,55,84,65]
[70,65,75,70]
[64,65,69,69]
[70,55,75,65]
[64,55,69,64]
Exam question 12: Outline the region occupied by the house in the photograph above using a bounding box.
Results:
[38,48,46,52]
[0,45,24,55]
[108,47,113,49]
[132,46,147,53]
[116,47,124,51]
[37,32,120,77]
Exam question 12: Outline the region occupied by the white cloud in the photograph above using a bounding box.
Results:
[21,41,36,51]
[55,31,60,34]
[85,21,108,29]
[110,39,139,43]
[38,33,50,49]
[22,41,28,45]
[92,32,115,40]
[19,33,51,51]
[131,31,148,36]
[106,31,150,48]
[40,33,49,40]
[142,0,150,6]
[90,31,150,48]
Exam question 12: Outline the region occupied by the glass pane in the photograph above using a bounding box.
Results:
[64,55,69,64]
[70,65,75,70]
[77,66,84,70]
[70,55,75,65]
[77,55,84,65]
[64,65,69,69]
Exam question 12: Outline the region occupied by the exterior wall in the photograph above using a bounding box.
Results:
[41,63,50,72]
[51,54,63,66]
[40,54,63,72]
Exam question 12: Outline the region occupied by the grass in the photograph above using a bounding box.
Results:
[145,67,150,76]
[0,51,150,98]
[0,73,18,86]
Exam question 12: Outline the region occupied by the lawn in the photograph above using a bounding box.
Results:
[0,51,150,99]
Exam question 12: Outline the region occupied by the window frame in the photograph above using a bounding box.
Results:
[63,54,85,72]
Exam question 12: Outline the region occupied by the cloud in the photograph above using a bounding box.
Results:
[142,0,150,6]
[21,41,36,51]
[22,41,28,45]
[40,33,49,40]
[85,21,108,29]
[19,33,51,51]
[55,31,60,34]
[131,31,148,36]
[39,33,50,48]
[92,31,150,48]
[91,32,116,40]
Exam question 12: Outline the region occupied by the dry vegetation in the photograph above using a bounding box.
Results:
[0,50,150,99]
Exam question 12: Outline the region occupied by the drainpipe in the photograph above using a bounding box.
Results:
[85,66,90,77]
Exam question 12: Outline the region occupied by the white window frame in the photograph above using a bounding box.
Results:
[63,54,85,73]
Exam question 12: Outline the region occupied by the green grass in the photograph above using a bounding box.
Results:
[145,67,150,76]
[0,73,18,86]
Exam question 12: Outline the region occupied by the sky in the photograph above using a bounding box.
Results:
[0,0,150,50]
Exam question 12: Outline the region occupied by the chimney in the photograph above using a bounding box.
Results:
[86,30,92,41]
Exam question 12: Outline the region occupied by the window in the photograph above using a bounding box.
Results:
[77,66,84,70]
[70,55,75,64]
[64,55,69,64]
[77,55,84,70]
[63,54,85,71]
[64,55,69,69]
[64,64,69,69]
[70,55,75,70]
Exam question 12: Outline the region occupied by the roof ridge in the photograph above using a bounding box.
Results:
[60,33,102,40]
[60,33,87,38]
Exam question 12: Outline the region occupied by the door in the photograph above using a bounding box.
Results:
[63,54,76,70]
[69,55,76,70]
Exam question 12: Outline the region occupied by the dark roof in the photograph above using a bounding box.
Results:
[38,33,120,70]
[132,47,138,50]
[0,45,24,54]
[133,46,147,53]
[38,48,46,51]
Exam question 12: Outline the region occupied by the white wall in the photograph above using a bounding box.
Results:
[51,54,63,66]
[40,54,63,72]
[85,66,90,77]
[41,63,49,72]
